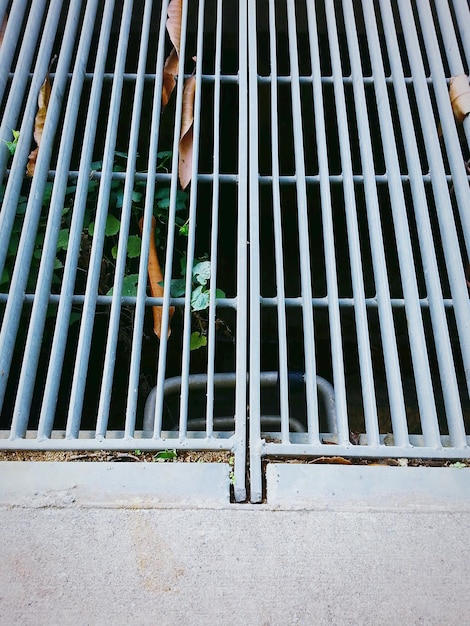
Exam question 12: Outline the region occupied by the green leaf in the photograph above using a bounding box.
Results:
[153,449,177,461]
[0,268,9,285]
[106,273,139,297]
[90,160,102,170]
[192,261,211,285]
[190,332,207,351]
[56,229,69,251]
[191,285,210,311]
[126,235,141,258]
[114,150,129,159]
[450,461,467,469]
[69,310,81,326]
[111,244,118,259]
[215,288,226,298]
[53,258,63,270]
[105,214,121,236]
[132,190,143,203]
[169,278,186,297]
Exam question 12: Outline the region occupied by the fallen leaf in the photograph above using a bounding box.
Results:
[309,456,352,465]
[162,46,179,107]
[0,13,7,47]
[449,74,470,124]
[179,73,196,189]
[138,216,174,338]
[166,0,182,56]
[26,72,52,177]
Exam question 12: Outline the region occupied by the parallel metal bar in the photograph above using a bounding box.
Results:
[268,0,290,442]
[66,0,133,437]
[0,0,57,285]
[0,0,79,429]
[0,0,29,104]
[414,0,470,257]
[248,0,263,502]
[178,0,206,439]
[12,0,100,435]
[325,0,381,445]
[326,0,403,448]
[234,0,248,502]
[124,0,169,437]
[205,0,224,439]
[397,0,470,401]
[152,0,191,438]
[343,0,437,446]
[95,0,154,437]
[286,0,319,444]
[375,0,464,446]
[450,0,470,70]
[432,0,470,150]
[305,1,350,444]
[38,0,116,438]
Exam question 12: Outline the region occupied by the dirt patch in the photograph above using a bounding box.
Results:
[0,450,233,464]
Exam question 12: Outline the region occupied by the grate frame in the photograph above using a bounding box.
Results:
[0,0,469,504]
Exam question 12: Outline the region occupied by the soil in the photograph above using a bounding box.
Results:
[0,450,233,464]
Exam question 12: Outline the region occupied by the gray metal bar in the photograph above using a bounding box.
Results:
[375,0,464,446]
[205,0,224,439]
[0,0,29,104]
[432,0,470,150]
[285,0,320,444]
[95,0,153,437]
[321,0,402,449]
[11,0,100,436]
[248,0,263,503]
[324,0,383,445]
[178,0,206,439]
[124,0,169,438]
[397,0,470,402]
[152,0,191,439]
[304,1,351,445]
[0,0,58,286]
[233,0,248,502]
[38,0,116,439]
[451,0,470,71]
[268,0,290,443]
[0,0,79,429]
[414,0,470,258]
[66,0,133,437]
[345,0,437,446]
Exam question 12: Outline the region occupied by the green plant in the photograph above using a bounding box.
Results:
[2,129,20,155]
[1,149,228,350]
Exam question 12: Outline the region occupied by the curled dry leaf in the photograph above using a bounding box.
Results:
[162,46,179,107]
[309,456,353,465]
[0,13,7,47]
[179,73,196,189]
[138,216,174,339]
[26,73,52,177]
[166,0,182,56]
[449,74,470,124]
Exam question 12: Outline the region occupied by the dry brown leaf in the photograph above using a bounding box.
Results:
[26,73,52,177]
[309,456,353,465]
[0,13,7,47]
[166,0,182,56]
[179,73,196,189]
[162,46,179,107]
[138,216,174,339]
[449,75,470,124]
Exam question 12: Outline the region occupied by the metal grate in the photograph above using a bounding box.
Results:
[1,0,470,503]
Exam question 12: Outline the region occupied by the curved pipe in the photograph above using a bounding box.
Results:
[143,372,337,434]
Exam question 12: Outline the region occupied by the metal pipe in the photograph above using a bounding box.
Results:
[143,372,337,434]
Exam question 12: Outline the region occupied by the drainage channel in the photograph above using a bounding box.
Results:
[0,0,469,505]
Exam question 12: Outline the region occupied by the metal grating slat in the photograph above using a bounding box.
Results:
[1,0,469,504]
